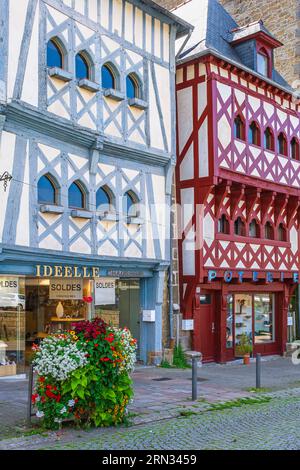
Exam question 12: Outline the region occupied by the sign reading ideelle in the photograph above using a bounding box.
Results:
[49,278,83,300]
[94,278,116,306]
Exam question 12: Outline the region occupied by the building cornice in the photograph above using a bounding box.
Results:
[1,101,171,167]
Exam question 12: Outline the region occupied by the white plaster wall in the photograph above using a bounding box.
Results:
[7,0,29,101]
[21,2,39,106]
[199,117,208,177]
[177,87,193,154]
[0,132,16,241]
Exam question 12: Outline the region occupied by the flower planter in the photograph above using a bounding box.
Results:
[243,354,251,365]
[32,318,137,430]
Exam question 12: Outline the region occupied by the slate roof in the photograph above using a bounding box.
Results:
[173,0,290,90]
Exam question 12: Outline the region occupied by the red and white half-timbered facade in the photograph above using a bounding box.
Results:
[175,0,300,362]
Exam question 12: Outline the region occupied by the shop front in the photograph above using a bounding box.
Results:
[0,253,166,376]
[192,270,298,363]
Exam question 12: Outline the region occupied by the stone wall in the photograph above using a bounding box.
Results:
[220,0,299,86]
[161,0,299,86]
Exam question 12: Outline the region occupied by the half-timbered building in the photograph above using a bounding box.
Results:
[0,0,190,373]
[175,0,300,362]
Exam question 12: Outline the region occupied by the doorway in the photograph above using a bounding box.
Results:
[193,293,216,362]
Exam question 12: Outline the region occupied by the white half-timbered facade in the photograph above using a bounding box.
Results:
[0,0,191,368]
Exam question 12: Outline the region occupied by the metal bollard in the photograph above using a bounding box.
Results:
[256,353,261,389]
[185,351,202,401]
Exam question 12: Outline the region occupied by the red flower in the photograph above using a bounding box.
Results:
[95,344,99,347]
[39,377,45,383]
[82,296,93,304]
[100,357,110,362]
[31,393,39,404]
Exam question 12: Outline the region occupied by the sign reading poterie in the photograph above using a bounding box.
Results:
[94,278,116,306]
[49,278,83,300]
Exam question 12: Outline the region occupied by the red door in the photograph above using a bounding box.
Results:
[193,293,216,362]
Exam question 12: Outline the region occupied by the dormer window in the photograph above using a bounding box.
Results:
[257,50,269,77]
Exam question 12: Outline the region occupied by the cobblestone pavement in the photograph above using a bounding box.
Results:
[1,389,300,450]
[1,356,300,447]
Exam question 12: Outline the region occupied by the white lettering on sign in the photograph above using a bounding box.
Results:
[0,277,19,294]
[94,278,116,306]
[49,278,83,300]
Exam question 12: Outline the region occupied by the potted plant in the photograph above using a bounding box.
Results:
[235,333,253,365]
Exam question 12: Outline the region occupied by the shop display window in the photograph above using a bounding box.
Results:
[226,294,233,348]
[254,294,275,344]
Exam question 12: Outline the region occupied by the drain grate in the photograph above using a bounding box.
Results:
[152,377,173,382]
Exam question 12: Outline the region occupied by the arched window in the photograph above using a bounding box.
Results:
[126,73,140,99]
[47,38,63,68]
[278,223,287,242]
[234,115,245,141]
[264,221,274,240]
[278,132,287,156]
[96,186,113,214]
[249,219,259,238]
[76,52,90,80]
[102,63,116,89]
[257,49,269,77]
[38,174,57,204]
[234,217,246,237]
[218,214,230,235]
[264,127,274,151]
[249,122,260,146]
[125,191,139,218]
[68,181,86,209]
[291,137,300,160]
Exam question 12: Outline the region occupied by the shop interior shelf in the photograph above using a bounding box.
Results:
[50,317,85,322]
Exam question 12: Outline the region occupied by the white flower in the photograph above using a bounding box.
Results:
[54,418,62,423]
[60,406,67,414]
[36,411,44,418]
[68,399,75,407]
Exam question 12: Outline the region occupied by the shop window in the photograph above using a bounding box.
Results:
[257,50,269,77]
[218,214,230,235]
[234,115,245,141]
[102,63,117,89]
[96,186,114,214]
[248,121,261,146]
[125,191,139,218]
[200,295,211,305]
[264,221,274,240]
[234,294,253,357]
[291,137,300,160]
[126,73,141,99]
[38,174,57,205]
[278,223,287,242]
[254,294,275,344]
[47,38,64,69]
[234,217,246,236]
[226,295,234,349]
[249,219,259,238]
[278,132,287,156]
[68,181,86,209]
[75,51,91,80]
[264,127,274,151]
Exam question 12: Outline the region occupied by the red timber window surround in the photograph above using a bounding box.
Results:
[234,217,246,237]
[278,132,288,156]
[291,137,300,160]
[278,223,287,242]
[218,214,230,235]
[264,127,275,151]
[257,46,271,78]
[234,115,245,141]
[264,221,274,240]
[249,121,261,146]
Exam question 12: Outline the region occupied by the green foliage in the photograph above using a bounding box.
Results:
[235,333,253,356]
[160,360,172,368]
[208,396,271,412]
[172,344,191,369]
[32,320,136,430]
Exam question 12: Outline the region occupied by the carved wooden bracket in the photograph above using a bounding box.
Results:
[286,196,300,228]
[274,194,289,226]
[260,191,276,223]
[230,183,245,219]
[245,187,261,222]
[215,180,232,217]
